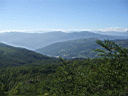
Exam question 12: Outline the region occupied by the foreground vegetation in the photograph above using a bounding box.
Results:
[0,39,128,95]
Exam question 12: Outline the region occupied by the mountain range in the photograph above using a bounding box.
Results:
[0,31,127,50]
[94,31,128,36]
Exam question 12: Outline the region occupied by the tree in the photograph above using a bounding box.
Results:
[90,39,128,95]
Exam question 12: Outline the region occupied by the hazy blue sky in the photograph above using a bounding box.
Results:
[0,0,128,32]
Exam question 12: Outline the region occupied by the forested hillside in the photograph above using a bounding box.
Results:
[36,38,128,59]
[0,42,59,67]
[0,40,128,95]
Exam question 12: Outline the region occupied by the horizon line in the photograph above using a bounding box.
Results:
[0,27,128,33]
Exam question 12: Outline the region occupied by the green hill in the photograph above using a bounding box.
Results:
[0,42,58,67]
[36,38,128,59]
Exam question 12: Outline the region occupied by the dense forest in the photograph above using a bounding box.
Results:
[0,39,128,95]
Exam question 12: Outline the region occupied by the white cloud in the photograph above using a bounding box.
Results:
[97,27,128,32]
[0,30,26,33]
[0,27,127,33]
[0,29,91,33]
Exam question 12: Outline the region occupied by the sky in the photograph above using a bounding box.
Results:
[0,0,128,33]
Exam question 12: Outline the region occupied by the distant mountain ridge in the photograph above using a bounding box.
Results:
[0,31,127,50]
[94,31,128,36]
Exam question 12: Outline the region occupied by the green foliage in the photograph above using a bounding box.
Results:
[0,39,128,95]
[0,83,6,96]
[43,58,86,95]
[94,39,127,59]
[9,82,22,95]
[90,39,128,95]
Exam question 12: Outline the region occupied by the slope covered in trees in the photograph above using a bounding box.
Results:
[0,39,128,95]
[0,42,59,67]
[36,38,128,59]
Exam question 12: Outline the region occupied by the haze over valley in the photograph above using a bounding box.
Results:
[0,31,127,49]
